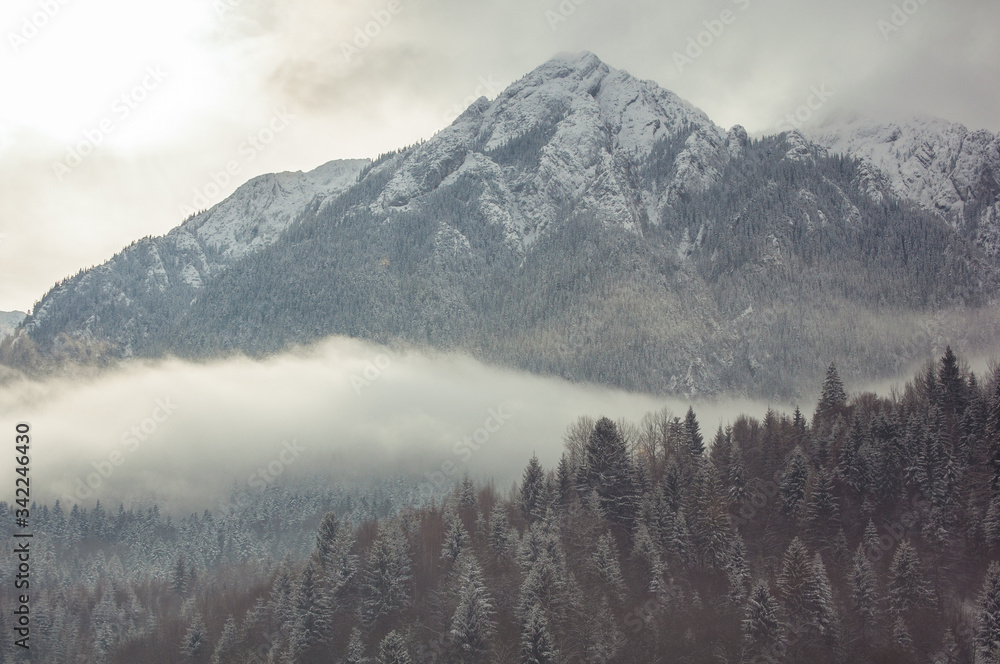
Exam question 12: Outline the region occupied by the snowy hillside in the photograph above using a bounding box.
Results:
[6,53,1000,398]
[811,115,1000,257]
[0,311,25,339]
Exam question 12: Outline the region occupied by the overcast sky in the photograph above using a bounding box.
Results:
[1,0,997,312]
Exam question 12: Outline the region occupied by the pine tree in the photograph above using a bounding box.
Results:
[779,447,809,518]
[939,346,966,417]
[581,417,639,527]
[459,477,478,509]
[343,627,368,664]
[520,455,546,521]
[488,506,513,557]
[449,555,496,662]
[986,490,1000,546]
[803,467,839,539]
[592,532,626,601]
[180,612,207,660]
[377,631,411,664]
[742,582,784,664]
[777,537,812,617]
[361,521,413,627]
[815,363,847,424]
[315,512,341,573]
[288,561,330,660]
[888,540,935,617]
[805,553,839,648]
[685,407,705,458]
[850,543,881,632]
[555,454,572,506]
[442,512,469,564]
[976,562,1000,664]
[520,606,558,664]
[212,615,239,664]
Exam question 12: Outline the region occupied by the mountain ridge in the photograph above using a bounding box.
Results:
[5,52,1000,399]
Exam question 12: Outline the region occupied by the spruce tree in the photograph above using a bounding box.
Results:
[887,540,935,617]
[520,455,546,521]
[449,555,497,662]
[742,581,784,664]
[976,562,1000,664]
[685,407,705,458]
[581,417,638,527]
[779,448,809,518]
[212,615,239,664]
[361,522,413,627]
[180,612,207,660]
[520,606,558,664]
[442,512,469,564]
[592,532,626,601]
[850,543,881,633]
[377,631,411,664]
[344,627,367,664]
[815,364,847,424]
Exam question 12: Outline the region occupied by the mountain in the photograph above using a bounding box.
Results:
[5,53,1000,398]
[14,158,367,359]
[0,311,25,340]
[810,115,1000,257]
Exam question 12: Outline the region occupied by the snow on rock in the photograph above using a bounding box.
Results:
[0,311,25,340]
[810,116,1000,257]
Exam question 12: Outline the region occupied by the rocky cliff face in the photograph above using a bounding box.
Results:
[811,115,1000,258]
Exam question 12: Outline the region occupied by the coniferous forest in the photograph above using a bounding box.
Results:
[5,348,1000,663]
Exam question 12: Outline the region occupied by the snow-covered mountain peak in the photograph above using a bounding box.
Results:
[182,158,369,261]
[373,52,729,244]
[810,115,1000,256]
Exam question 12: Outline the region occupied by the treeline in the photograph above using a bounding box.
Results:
[6,348,1000,663]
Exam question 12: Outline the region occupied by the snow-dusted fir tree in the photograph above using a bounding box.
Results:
[459,476,478,510]
[180,612,208,660]
[805,553,839,648]
[742,581,784,664]
[343,626,368,664]
[488,506,513,557]
[815,364,847,424]
[779,448,810,518]
[976,562,1000,664]
[521,605,558,664]
[288,561,331,661]
[581,417,639,527]
[592,532,626,601]
[777,538,812,616]
[377,631,411,664]
[520,455,546,521]
[442,511,469,565]
[849,543,881,633]
[212,615,239,664]
[361,521,413,627]
[887,540,935,617]
[449,554,497,662]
